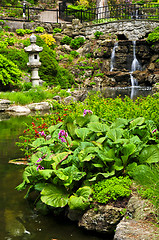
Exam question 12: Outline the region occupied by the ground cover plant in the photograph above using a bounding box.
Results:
[16,105,159,214]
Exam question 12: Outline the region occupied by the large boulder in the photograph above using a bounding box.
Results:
[6,106,31,115]
[0,99,11,111]
[78,205,124,233]
[27,102,51,111]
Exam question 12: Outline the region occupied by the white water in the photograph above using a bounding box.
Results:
[130,41,142,87]
[110,42,118,71]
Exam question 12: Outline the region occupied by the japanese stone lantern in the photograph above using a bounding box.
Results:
[24,34,43,86]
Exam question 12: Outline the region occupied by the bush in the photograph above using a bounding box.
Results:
[147,27,159,43]
[70,37,85,49]
[92,176,132,204]
[40,34,56,49]
[16,29,26,36]
[94,31,103,39]
[0,54,22,90]
[53,28,62,34]
[35,27,45,33]
[0,48,28,72]
[60,36,72,45]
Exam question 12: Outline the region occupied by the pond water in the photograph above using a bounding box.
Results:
[0,115,113,240]
[95,86,153,100]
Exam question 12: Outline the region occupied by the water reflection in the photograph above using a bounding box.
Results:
[0,116,113,240]
[100,86,152,100]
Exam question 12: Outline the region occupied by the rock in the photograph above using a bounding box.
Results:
[114,195,159,240]
[6,106,31,115]
[114,218,159,240]
[71,90,88,102]
[53,95,61,103]
[63,96,77,104]
[0,99,12,111]
[27,102,50,111]
[78,205,124,233]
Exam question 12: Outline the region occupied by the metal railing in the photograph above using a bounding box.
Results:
[0,3,158,23]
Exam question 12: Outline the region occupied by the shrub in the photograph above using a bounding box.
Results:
[0,48,28,72]
[60,35,72,45]
[35,27,45,33]
[39,46,59,86]
[147,27,159,43]
[0,54,22,90]
[53,28,62,34]
[92,176,132,204]
[94,31,103,39]
[70,37,85,49]
[16,29,26,36]
[40,34,56,49]
[70,50,79,58]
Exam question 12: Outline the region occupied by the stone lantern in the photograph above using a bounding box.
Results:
[24,34,43,86]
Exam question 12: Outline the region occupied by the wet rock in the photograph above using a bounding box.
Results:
[78,205,124,233]
[27,102,51,111]
[114,218,159,240]
[63,96,77,104]
[6,105,31,115]
[70,90,88,102]
[0,99,11,111]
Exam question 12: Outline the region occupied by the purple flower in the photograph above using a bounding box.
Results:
[36,157,42,163]
[58,130,68,143]
[37,165,44,171]
[152,129,157,133]
[83,109,93,116]
[39,131,46,137]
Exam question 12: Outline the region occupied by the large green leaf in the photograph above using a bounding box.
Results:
[67,122,77,139]
[130,117,145,128]
[41,184,69,208]
[75,116,90,127]
[31,138,46,148]
[75,128,91,141]
[111,118,128,128]
[51,151,72,170]
[139,145,159,164]
[98,149,115,162]
[121,143,136,156]
[68,186,92,210]
[87,122,109,132]
[107,128,123,142]
[39,169,54,180]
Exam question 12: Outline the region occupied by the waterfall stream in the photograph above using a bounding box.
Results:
[110,42,118,71]
[130,41,142,87]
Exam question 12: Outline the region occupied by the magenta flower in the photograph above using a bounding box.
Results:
[39,131,46,137]
[58,130,68,143]
[37,165,44,171]
[36,157,42,163]
[83,109,93,116]
[152,129,157,133]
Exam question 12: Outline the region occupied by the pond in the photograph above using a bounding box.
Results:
[0,115,113,240]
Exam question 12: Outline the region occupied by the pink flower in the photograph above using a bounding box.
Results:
[83,109,93,116]
[152,129,157,133]
[39,131,46,137]
[58,130,68,143]
[37,165,44,171]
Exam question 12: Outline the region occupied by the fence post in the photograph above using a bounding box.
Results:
[57,9,58,23]
[80,9,83,23]
[27,6,29,21]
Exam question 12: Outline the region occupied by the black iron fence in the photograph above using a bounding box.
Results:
[0,3,158,23]
[59,3,159,23]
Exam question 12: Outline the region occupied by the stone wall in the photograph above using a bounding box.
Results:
[3,19,159,41]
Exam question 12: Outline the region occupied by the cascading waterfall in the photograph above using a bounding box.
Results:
[130,41,142,87]
[110,42,118,71]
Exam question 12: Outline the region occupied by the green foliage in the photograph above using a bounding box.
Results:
[16,111,159,211]
[70,37,85,49]
[70,50,79,58]
[94,31,103,39]
[16,29,26,36]
[92,176,132,204]
[0,54,22,90]
[0,48,28,72]
[147,27,159,43]
[53,28,62,34]
[60,36,72,45]
[35,27,45,33]
[131,164,159,218]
